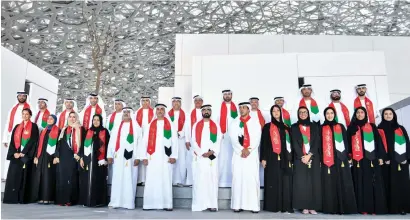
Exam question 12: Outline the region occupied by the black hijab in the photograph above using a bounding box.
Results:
[322,107,338,126]
[270,105,285,129]
[378,108,399,130]
[349,106,368,129]
[297,106,311,126]
[90,114,104,133]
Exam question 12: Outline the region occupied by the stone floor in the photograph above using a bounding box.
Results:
[1,204,409,219]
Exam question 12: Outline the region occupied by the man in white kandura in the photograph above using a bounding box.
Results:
[107,107,142,209]
[33,98,51,132]
[191,104,222,212]
[2,91,31,180]
[142,104,178,211]
[57,98,78,129]
[229,102,262,213]
[107,99,126,134]
[136,96,155,185]
[185,95,204,187]
[328,89,351,127]
[79,93,107,130]
[167,97,188,187]
[218,89,238,187]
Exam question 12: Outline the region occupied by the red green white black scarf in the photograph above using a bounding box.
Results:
[168,109,185,132]
[195,119,217,147]
[299,124,311,155]
[8,103,30,132]
[14,120,33,151]
[282,108,291,127]
[37,125,59,157]
[239,116,251,149]
[115,121,134,157]
[82,104,103,129]
[84,129,107,160]
[256,109,265,128]
[299,98,319,117]
[329,102,351,126]
[354,97,375,124]
[34,109,50,129]
[351,123,374,162]
[147,118,172,156]
[220,102,238,134]
[58,109,74,129]
[378,127,407,159]
[136,107,154,127]
[322,124,344,168]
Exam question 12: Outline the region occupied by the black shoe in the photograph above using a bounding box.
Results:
[234,209,241,213]
[251,211,259,213]
[164,208,173,211]
[137,183,143,186]
[209,208,217,212]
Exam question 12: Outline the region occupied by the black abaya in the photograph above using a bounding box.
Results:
[78,128,110,207]
[320,124,357,214]
[260,123,293,213]
[347,123,388,214]
[55,127,85,205]
[291,123,322,211]
[3,123,39,204]
[30,129,60,203]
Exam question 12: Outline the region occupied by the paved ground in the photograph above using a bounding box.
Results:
[1,204,409,219]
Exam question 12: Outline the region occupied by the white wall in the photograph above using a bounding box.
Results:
[158,87,175,107]
[1,46,59,178]
[171,34,410,110]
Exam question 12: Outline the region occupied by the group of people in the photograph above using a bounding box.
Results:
[2,83,409,215]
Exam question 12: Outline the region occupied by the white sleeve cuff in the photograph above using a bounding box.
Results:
[98,159,107,165]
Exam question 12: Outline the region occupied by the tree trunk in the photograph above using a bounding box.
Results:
[95,69,102,94]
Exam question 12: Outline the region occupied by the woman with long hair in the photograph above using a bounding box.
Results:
[55,112,85,206]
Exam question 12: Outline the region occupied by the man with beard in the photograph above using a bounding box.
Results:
[2,91,31,180]
[57,98,78,129]
[328,89,351,127]
[33,98,51,132]
[218,90,238,187]
[79,93,106,130]
[274,97,292,127]
[295,84,321,125]
[191,104,222,212]
[354,84,378,124]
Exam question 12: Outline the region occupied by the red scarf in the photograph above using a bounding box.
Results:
[220,102,237,134]
[195,119,218,148]
[108,112,117,131]
[322,125,335,167]
[299,124,311,155]
[14,120,33,150]
[269,123,281,154]
[37,125,59,158]
[98,130,107,161]
[377,129,388,153]
[351,126,364,162]
[82,104,102,129]
[329,102,351,126]
[58,109,75,129]
[8,103,30,132]
[240,116,251,149]
[136,107,154,127]
[115,121,134,153]
[299,98,318,113]
[354,97,375,124]
[147,118,172,156]
[282,108,291,127]
[168,109,185,132]
[35,109,50,127]
[256,109,265,128]
[190,109,198,128]
[66,127,80,154]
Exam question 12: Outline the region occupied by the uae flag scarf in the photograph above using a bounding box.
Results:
[58,109,75,129]
[84,129,107,160]
[195,119,218,147]
[329,102,351,126]
[322,124,345,173]
[256,109,265,128]
[82,104,103,129]
[299,124,311,155]
[351,123,375,167]
[147,118,172,157]
[239,116,251,149]
[8,103,30,132]
[378,128,407,170]
[136,107,154,127]
[34,109,51,129]
[37,125,59,158]
[220,102,238,134]
[14,120,33,151]
[299,98,319,118]
[282,108,291,127]
[108,112,117,131]
[114,121,134,158]
[169,109,186,132]
[66,126,81,155]
[354,97,375,124]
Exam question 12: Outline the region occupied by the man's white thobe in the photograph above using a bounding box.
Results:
[33,110,49,132]
[79,106,107,129]
[184,108,202,186]
[107,121,142,209]
[2,104,27,179]
[142,119,178,209]
[191,120,222,211]
[329,102,350,127]
[229,117,261,212]
[137,108,155,184]
[217,102,237,187]
[106,111,123,185]
[249,109,269,187]
[169,110,188,185]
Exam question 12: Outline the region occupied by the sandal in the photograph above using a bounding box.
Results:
[302,209,309,214]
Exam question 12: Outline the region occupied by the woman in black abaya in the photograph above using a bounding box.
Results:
[78,114,110,207]
[260,105,293,213]
[347,107,387,215]
[320,107,357,214]
[291,106,321,214]
[377,108,410,214]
